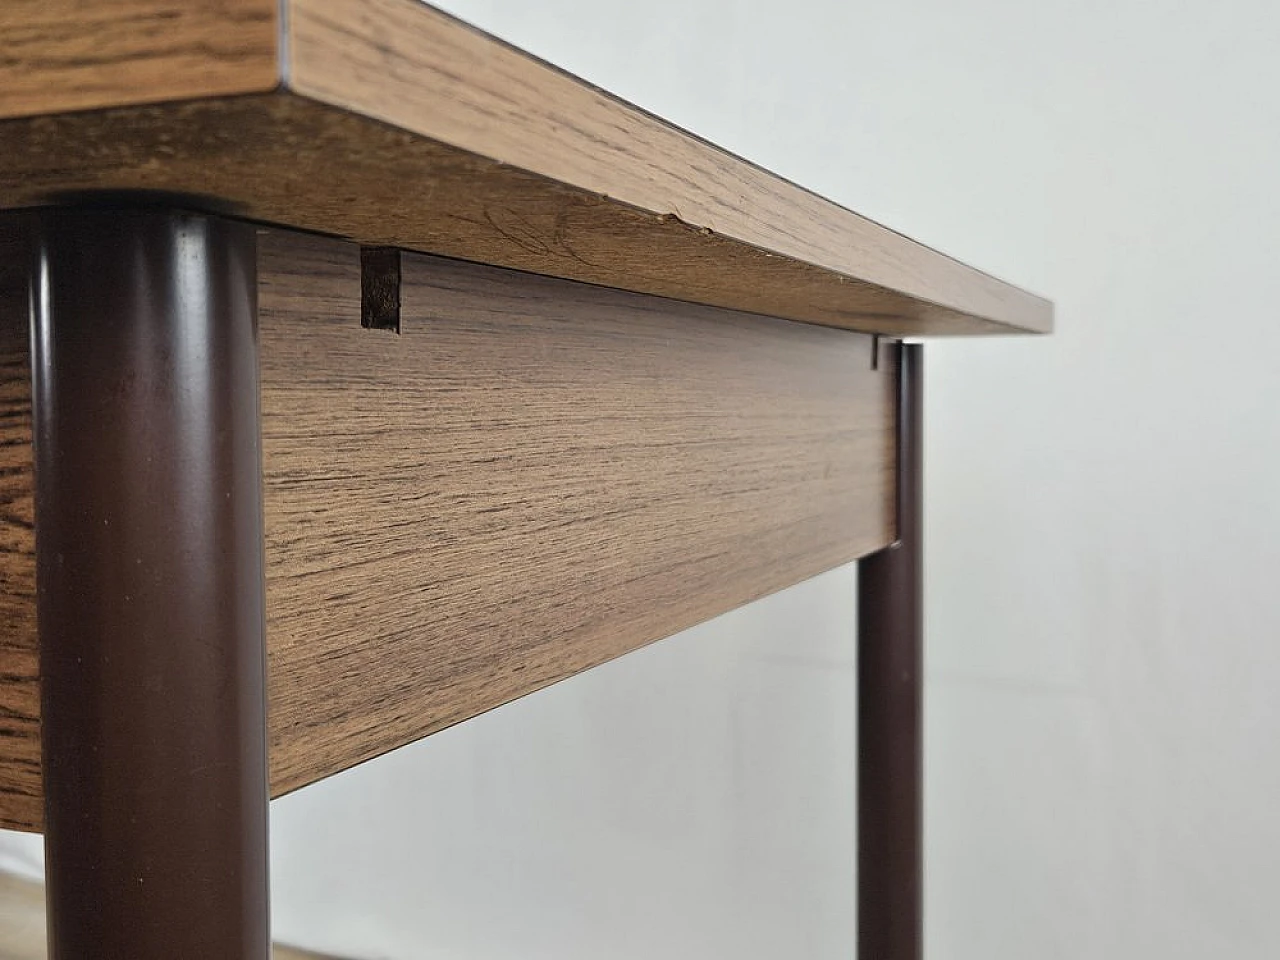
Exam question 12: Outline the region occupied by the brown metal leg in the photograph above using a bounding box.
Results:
[858,343,923,960]
[30,207,270,959]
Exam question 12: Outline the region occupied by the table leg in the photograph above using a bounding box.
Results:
[857,343,923,960]
[30,207,270,959]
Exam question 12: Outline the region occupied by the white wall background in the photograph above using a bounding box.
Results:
[270,568,860,959]
[277,0,1280,954]
[7,1,1280,957]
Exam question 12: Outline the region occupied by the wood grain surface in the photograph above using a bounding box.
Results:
[0,94,1039,338]
[0,1,1051,337]
[288,0,1050,335]
[259,230,895,796]
[0,0,279,120]
[0,226,895,831]
[0,224,40,834]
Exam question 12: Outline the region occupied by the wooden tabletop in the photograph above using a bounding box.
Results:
[0,0,1051,338]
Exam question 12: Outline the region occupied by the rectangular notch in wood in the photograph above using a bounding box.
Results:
[360,246,401,332]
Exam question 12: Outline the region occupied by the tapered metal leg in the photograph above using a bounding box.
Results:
[858,343,923,960]
[31,208,270,959]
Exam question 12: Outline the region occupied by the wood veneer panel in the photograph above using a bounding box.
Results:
[0,95,1038,337]
[0,224,40,833]
[0,226,896,831]
[0,1,1051,337]
[287,0,1051,336]
[257,229,896,796]
[0,0,279,120]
